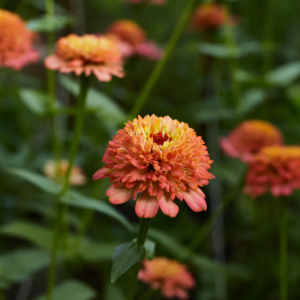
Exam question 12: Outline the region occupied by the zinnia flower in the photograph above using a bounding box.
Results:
[245,146,300,198]
[220,120,283,162]
[0,9,39,70]
[192,2,236,31]
[124,0,166,5]
[44,34,124,82]
[43,160,87,186]
[107,20,163,60]
[138,257,195,299]
[93,115,214,218]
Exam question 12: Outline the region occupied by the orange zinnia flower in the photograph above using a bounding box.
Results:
[245,146,300,198]
[43,160,87,186]
[220,120,283,162]
[192,2,236,31]
[93,115,214,218]
[44,34,124,82]
[138,257,195,299]
[107,20,163,60]
[0,9,39,70]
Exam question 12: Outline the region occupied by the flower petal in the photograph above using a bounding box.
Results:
[135,192,159,218]
[158,193,179,218]
[182,188,207,212]
[106,185,134,204]
[93,167,110,180]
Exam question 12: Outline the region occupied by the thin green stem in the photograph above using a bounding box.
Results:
[46,75,91,300]
[46,202,65,300]
[60,75,91,195]
[126,218,151,300]
[280,199,288,300]
[188,177,245,253]
[128,0,198,119]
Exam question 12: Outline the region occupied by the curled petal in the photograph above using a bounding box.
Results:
[158,193,179,218]
[182,188,207,212]
[106,185,134,204]
[135,192,159,218]
[93,167,110,180]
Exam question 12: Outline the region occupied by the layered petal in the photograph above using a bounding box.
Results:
[135,192,159,218]
[106,184,135,204]
[158,193,179,218]
[182,188,207,212]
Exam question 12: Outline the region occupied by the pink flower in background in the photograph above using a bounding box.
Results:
[93,115,214,218]
[124,0,166,5]
[45,34,124,82]
[0,9,39,70]
[192,2,237,31]
[244,146,300,198]
[220,120,283,162]
[43,160,87,186]
[138,257,195,299]
[107,20,163,60]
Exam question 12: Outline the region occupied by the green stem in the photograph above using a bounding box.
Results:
[128,0,198,119]
[188,177,244,253]
[46,75,91,300]
[126,218,151,300]
[280,199,288,300]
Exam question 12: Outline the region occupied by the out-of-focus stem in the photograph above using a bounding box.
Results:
[129,0,198,119]
[279,199,288,300]
[126,218,151,300]
[46,75,90,300]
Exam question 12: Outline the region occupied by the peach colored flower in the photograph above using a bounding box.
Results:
[138,257,195,299]
[107,20,163,60]
[245,146,300,198]
[43,160,87,186]
[192,3,236,31]
[124,0,166,5]
[220,120,283,162]
[44,34,124,82]
[0,9,39,70]
[93,115,214,218]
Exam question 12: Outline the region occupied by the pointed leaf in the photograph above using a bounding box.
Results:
[0,221,53,249]
[8,168,61,195]
[61,191,134,232]
[19,89,48,115]
[34,280,96,300]
[144,239,155,261]
[111,240,145,283]
[59,75,127,126]
[267,62,300,86]
[0,248,49,286]
[27,15,74,32]
[237,89,266,114]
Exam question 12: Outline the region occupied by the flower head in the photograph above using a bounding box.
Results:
[43,160,87,186]
[93,115,214,218]
[107,20,163,60]
[0,9,39,70]
[220,120,283,162]
[245,146,300,198]
[45,34,124,81]
[192,3,236,31]
[138,257,195,299]
[124,0,166,5]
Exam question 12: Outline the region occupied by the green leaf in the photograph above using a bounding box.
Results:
[144,239,156,261]
[287,84,300,111]
[267,62,300,86]
[27,15,73,32]
[8,168,61,195]
[148,228,189,258]
[237,89,266,114]
[34,280,96,300]
[19,89,48,115]
[199,42,262,59]
[0,221,53,249]
[59,75,127,126]
[61,191,134,232]
[111,240,145,283]
[105,283,124,300]
[0,248,50,286]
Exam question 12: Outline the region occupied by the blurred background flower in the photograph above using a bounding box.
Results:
[0,9,39,70]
